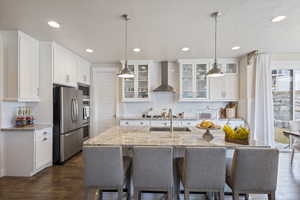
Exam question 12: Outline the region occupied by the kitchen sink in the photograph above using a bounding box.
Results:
[149,127,191,132]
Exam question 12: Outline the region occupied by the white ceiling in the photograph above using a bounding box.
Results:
[0,0,300,64]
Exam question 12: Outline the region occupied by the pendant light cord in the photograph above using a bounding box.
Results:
[214,14,217,64]
[125,15,128,67]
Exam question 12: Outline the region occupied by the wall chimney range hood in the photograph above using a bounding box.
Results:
[153,61,175,92]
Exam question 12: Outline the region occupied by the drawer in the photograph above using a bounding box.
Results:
[182,121,198,127]
[35,128,52,169]
[120,120,150,127]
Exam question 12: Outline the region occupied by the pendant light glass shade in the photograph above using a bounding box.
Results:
[118,14,134,78]
[207,12,224,77]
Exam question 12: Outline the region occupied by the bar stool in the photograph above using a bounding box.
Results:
[83,146,131,200]
[132,146,174,200]
[226,148,279,200]
[176,147,226,200]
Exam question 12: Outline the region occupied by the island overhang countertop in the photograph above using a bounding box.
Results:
[84,126,266,148]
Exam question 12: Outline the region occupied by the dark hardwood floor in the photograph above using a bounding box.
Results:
[0,152,300,200]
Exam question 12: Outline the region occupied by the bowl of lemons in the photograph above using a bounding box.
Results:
[223,124,250,145]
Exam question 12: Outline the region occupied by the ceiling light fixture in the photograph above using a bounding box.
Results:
[48,21,60,28]
[86,48,94,53]
[117,14,134,78]
[271,16,287,22]
[181,47,190,52]
[232,46,240,50]
[207,12,224,77]
[133,48,141,52]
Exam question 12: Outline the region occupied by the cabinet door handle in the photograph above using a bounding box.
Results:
[42,137,47,141]
[43,131,47,135]
[140,122,144,125]
[125,122,129,125]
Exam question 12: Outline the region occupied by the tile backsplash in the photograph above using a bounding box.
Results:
[119,92,227,119]
[0,102,38,128]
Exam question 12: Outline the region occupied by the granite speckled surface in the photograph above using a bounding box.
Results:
[84,126,264,148]
[1,124,53,131]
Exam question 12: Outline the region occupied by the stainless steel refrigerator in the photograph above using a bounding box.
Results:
[53,86,83,164]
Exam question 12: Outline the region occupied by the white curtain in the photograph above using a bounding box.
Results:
[250,54,275,146]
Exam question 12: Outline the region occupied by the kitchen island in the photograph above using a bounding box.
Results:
[84,126,265,148]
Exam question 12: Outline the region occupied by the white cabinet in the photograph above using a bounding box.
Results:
[1,31,40,102]
[209,59,239,101]
[120,120,150,126]
[178,59,239,101]
[35,128,52,170]
[76,55,91,85]
[178,59,210,101]
[121,60,152,102]
[3,127,53,177]
[53,43,77,87]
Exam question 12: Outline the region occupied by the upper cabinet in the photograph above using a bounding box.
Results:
[53,43,90,87]
[1,31,40,102]
[53,43,77,87]
[178,59,210,101]
[209,59,239,101]
[76,55,91,85]
[120,60,151,102]
[178,59,239,102]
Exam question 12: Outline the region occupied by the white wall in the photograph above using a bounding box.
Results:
[0,33,4,177]
[272,53,300,61]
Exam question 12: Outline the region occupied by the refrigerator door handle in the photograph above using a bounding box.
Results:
[71,98,75,122]
[75,98,79,121]
[74,98,78,121]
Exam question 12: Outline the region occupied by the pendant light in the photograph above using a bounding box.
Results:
[118,14,134,78]
[207,12,224,77]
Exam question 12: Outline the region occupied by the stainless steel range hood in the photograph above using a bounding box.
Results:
[153,61,174,92]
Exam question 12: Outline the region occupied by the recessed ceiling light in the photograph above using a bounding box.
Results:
[232,46,240,50]
[47,21,60,28]
[181,47,190,52]
[86,48,94,53]
[133,48,141,52]
[271,16,287,22]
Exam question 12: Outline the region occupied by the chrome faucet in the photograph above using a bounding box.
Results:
[169,108,173,133]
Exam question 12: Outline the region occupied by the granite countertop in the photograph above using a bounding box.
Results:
[84,126,263,148]
[1,124,53,131]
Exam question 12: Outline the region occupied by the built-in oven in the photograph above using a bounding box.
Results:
[82,123,90,141]
[79,85,90,141]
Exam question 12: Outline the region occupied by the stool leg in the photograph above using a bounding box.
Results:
[167,188,172,200]
[291,148,295,165]
[134,190,140,200]
[233,192,239,200]
[245,193,249,200]
[268,191,275,200]
[117,187,122,200]
[184,189,189,200]
[219,190,224,200]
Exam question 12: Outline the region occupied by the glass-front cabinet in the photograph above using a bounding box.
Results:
[178,60,209,101]
[121,60,151,102]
